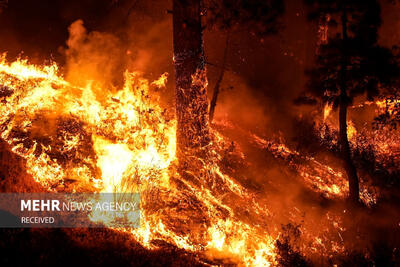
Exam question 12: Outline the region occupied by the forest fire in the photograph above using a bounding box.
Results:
[1,0,400,266]
[0,53,396,266]
[0,56,280,266]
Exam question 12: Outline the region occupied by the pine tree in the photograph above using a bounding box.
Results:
[205,0,284,122]
[305,0,400,203]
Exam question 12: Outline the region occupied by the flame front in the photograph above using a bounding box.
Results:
[0,56,278,266]
[2,52,397,266]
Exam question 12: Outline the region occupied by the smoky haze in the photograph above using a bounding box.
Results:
[0,0,311,136]
[0,0,398,136]
[1,1,400,265]
[1,0,399,193]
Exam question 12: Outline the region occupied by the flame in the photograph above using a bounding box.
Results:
[376,99,400,110]
[151,72,169,88]
[0,54,62,81]
[0,55,279,266]
[249,131,348,199]
[323,103,332,121]
[93,136,134,192]
[347,120,357,139]
[2,53,393,265]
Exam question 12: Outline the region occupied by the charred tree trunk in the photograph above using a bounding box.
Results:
[209,33,230,123]
[339,95,360,203]
[339,9,360,204]
[173,0,210,162]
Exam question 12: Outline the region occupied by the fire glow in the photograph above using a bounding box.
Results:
[1,1,400,266]
[0,56,279,266]
[1,52,399,266]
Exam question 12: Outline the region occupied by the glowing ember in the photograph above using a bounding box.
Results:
[0,56,278,266]
[0,53,394,266]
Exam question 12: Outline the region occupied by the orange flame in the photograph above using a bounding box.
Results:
[0,55,278,266]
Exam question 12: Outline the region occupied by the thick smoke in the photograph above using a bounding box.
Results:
[63,19,127,87]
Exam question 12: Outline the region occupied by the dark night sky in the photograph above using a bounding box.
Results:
[0,0,399,135]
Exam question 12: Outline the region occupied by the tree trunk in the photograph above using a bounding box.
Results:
[339,95,360,203]
[209,33,230,123]
[340,9,360,204]
[173,0,210,161]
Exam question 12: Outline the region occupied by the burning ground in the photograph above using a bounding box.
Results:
[0,52,400,266]
[0,56,279,266]
[1,1,400,266]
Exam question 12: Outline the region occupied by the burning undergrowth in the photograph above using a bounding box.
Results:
[212,99,400,265]
[0,55,283,266]
[300,102,400,204]
[1,51,400,266]
[0,25,399,266]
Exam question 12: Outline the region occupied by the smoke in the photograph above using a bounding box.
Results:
[62,19,127,87]
[126,19,173,77]
[60,12,173,104]
[213,72,272,136]
[0,1,399,265]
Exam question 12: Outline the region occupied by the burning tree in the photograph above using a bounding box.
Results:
[304,0,400,203]
[173,0,210,165]
[172,0,284,163]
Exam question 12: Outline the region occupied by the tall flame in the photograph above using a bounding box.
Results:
[0,55,278,266]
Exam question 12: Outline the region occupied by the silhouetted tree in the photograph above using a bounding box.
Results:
[172,0,284,163]
[304,0,400,203]
[208,32,229,123]
[205,0,284,122]
[205,0,284,36]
